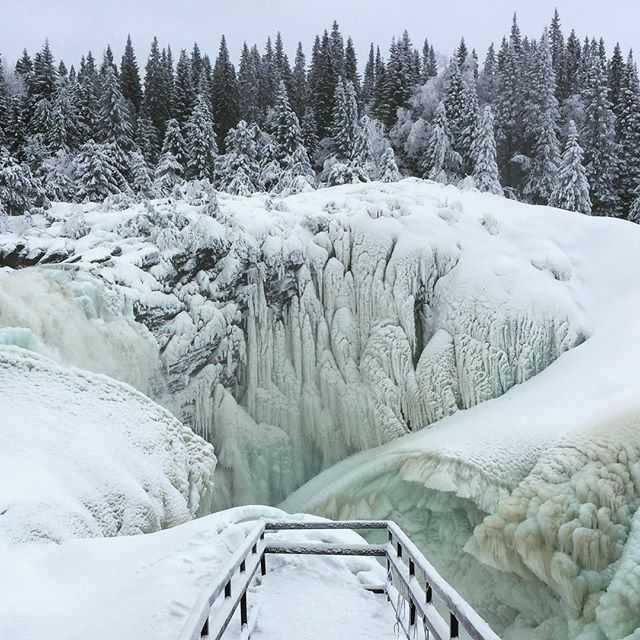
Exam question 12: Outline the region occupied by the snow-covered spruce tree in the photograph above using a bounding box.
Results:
[0,145,48,214]
[129,149,154,198]
[422,102,462,184]
[185,93,218,181]
[331,78,359,161]
[120,35,143,115]
[271,80,315,194]
[378,147,401,182]
[99,64,134,187]
[444,57,466,150]
[582,50,619,215]
[258,134,282,192]
[617,53,640,215]
[219,120,260,195]
[48,85,81,153]
[211,35,240,148]
[495,17,525,189]
[327,80,372,185]
[550,121,592,214]
[523,30,561,204]
[72,139,122,202]
[173,50,195,126]
[155,118,188,195]
[471,106,502,195]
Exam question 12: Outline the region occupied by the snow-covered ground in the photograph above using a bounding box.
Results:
[0,345,216,544]
[2,179,640,639]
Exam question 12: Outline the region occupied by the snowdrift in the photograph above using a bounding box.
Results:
[0,345,216,544]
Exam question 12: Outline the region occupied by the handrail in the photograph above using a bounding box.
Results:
[177,519,501,640]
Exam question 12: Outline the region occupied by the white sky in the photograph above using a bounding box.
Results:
[1,0,638,70]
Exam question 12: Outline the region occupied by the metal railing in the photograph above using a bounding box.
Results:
[178,519,501,640]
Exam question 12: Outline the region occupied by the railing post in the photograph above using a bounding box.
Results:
[241,592,248,627]
[426,582,432,603]
[260,553,267,576]
[200,616,209,637]
[224,580,231,598]
[409,559,416,627]
[450,612,459,638]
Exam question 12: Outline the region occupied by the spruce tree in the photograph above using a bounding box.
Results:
[362,45,376,108]
[290,43,307,119]
[471,106,502,195]
[76,52,100,144]
[173,50,195,125]
[549,8,565,95]
[311,31,338,138]
[219,120,260,195]
[344,37,360,97]
[48,85,80,152]
[609,43,626,124]
[129,149,153,197]
[616,53,640,214]
[550,121,591,214]
[378,146,401,182]
[238,43,261,123]
[211,36,240,148]
[422,102,461,183]
[0,145,48,214]
[155,118,188,194]
[478,44,497,103]
[143,38,171,143]
[331,79,359,161]
[560,30,582,100]
[272,81,314,193]
[582,52,619,215]
[72,139,122,202]
[495,16,525,189]
[259,37,278,117]
[524,30,560,204]
[444,57,466,150]
[185,93,218,181]
[120,35,142,114]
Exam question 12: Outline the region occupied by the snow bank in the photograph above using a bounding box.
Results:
[0,346,216,544]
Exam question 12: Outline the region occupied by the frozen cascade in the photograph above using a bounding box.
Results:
[0,181,584,509]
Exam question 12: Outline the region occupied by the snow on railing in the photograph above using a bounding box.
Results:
[178,519,501,640]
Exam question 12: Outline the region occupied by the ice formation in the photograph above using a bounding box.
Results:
[0,345,216,544]
[2,179,640,638]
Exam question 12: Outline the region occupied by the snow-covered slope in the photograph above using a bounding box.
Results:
[0,346,216,544]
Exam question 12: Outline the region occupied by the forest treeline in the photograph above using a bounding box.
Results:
[0,11,639,222]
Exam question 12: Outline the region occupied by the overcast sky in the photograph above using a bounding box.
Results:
[1,0,638,70]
